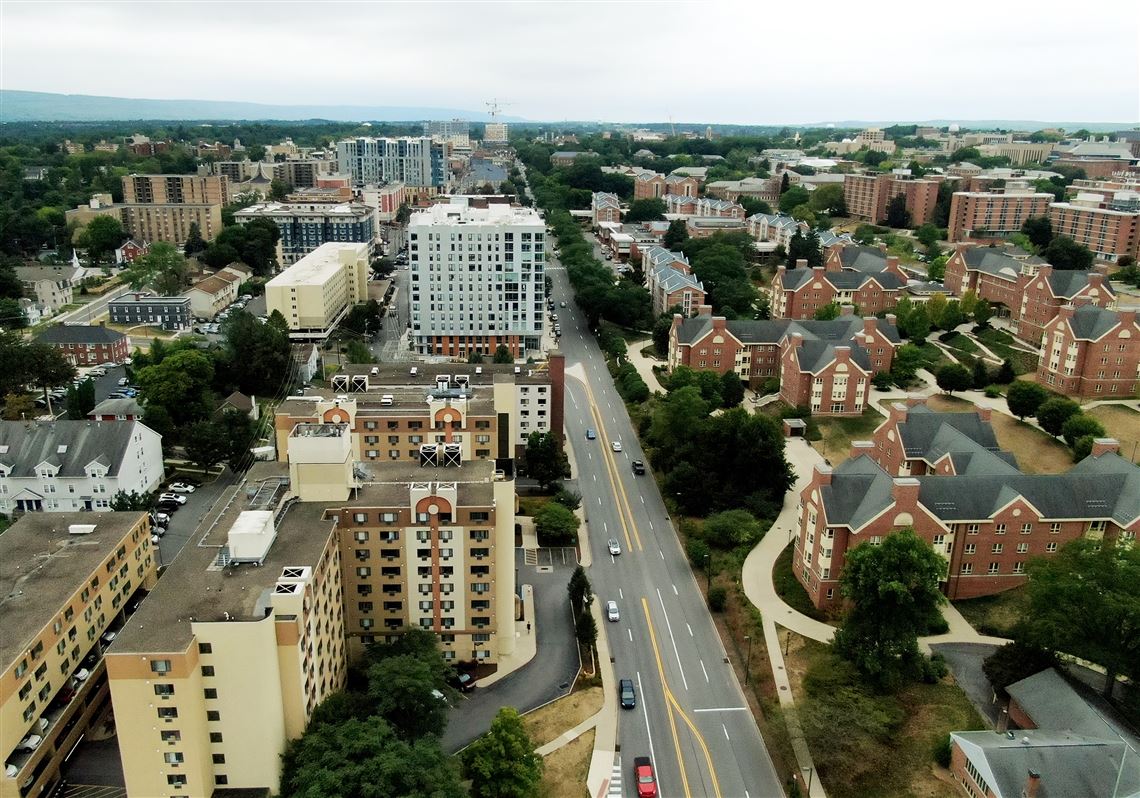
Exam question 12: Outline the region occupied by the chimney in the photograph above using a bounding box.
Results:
[889,401,909,425]
[1118,309,1137,327]
[814,463,833,486]
[834,345,852,362]
[862,317,878,338]
[891,477,921,508]
[975,406,992,423]
[776,264,786,278]
[711,315,727,332]
[1086,272,1104,290]
[886,255,900,273]
[1024,770,1041,798]
[1058,304,1076,321]
[797,258,809,270]
[885,313,898,328]
[789,332,805,349]
[1090,438,1120,457]
[840,305,855,317]
[850,440,875,460]
[696,304,713,318]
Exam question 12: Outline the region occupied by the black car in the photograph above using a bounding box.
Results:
[631,460,646,475]
[620,678,636,709]
[156,500,181,512]
[449,672,476,693]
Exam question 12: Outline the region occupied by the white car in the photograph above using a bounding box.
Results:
[152,512,171,525]
[168,483,196,494]
[606,600,620,622]
[74,668,90,682]
[101,630,117,644]
[608,538,622,556]
[117,377,130,386]
[611,440,622,452]
[88,367,107,377]
[158,493,187,505]
[15,734,42,753]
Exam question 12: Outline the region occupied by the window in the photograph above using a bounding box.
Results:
[964,543,976,555]
[150,659,171,674]
[167,775,187,787]
[160,730,181,743]
[204,688,218,699]
[158,707,178,719]
[198,643,212,654]
[988,562,1000,574]
[154,684,175,696]
[960,563,973,575]
[212,753,226,765]
[207,710,220,721]
[994,524,1005,535]
[202,665,215,677]
[209,732,223,743]
[1046,542,1058,553]
[1013,562,1026,574]
[1017,542,1029,553]
[991,543,1003,554]
[164,752,184,764]
[1020,523,1033,535]
[215,776,229,786]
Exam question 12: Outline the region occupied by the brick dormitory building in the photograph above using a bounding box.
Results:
[793,399,1140,610]
[668,306,900,415]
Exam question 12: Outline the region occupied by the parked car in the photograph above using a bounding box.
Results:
[101,630,117,644]
[606,600,620,622]
[151,512,171,526]
[560,301,567,308]
[157,493,187,505]
[449,672,476,693]
[620,678,636,709]
[608,538,621,556]
[168,482,196,494]
[117,377,130,386]
[88,367,106,377]
[74,668,90,682]
[15,734,42,753]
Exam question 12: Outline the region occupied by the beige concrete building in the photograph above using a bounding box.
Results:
[107,463,346,798]
[121,204,223,246]
[122,175,230,207]
[1,512,156,798]
[265,241,370,340]
[977,141,1056,166]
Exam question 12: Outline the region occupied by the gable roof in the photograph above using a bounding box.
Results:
[14,265,81,283]
[778,267,905,292]
[36,324,125,345]
[792,340,872,374]
[1064,304,1128,341]
[0,420,152,478]
[1006,669,1124,740]
[187,271,240,296]
[960,248,1045,280]
[1045,269,1108,299]
[837,245,891,273]
[88,398,143,418]
[675,315,901,349]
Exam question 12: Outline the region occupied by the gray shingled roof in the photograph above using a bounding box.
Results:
[897,405,1000,455]
[674,315,901,348]
[1063,304,1124,341]
[89,398,143,417]
[821,457,895,531]
[1006,669,1122,740]
[951,730,1140,798]
[1045,269,1102,299]
[793,340,872,373]
[0,420,145,477]
[838,245,890,273]
[14,265,81,283]
[961,248,1045,279]
[36,325,125,345]
[780,267,904,291]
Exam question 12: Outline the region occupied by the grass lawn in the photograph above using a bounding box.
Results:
[521,686,603,748]
[517,495,554,517]
[789,642,985,798]
[1086,405,1140,458]
[923,395,1073,474]
[974,327,1039,375]
[773,543,833,624]
[953,586,1028,638]
[811,407,884,466]
[940,332,979,355]
[538,729,593,798]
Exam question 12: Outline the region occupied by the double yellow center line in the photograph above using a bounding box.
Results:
[579,375,642,552]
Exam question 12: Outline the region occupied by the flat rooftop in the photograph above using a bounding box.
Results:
[0,511,148,667]
[266,242,367,288]
[236,202,372,217]
[409,201,543,228]
[352,458,498,505]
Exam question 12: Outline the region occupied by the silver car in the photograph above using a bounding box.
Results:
[606,600,620,622]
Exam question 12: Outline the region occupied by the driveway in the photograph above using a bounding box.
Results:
[441,547,581,753]
[156,469,236,564]
[56,737,126,796]
[932,642,1002,725]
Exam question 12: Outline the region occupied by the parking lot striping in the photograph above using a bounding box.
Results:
[659,550,664,559]
[656,588,689,691]
[672,584,678,595]
[628,628,633,642]
[618,588,623,599]
[687,623,693,637]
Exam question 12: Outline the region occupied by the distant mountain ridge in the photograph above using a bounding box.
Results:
[0,90,523,123]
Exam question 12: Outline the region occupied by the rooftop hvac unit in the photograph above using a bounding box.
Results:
[419,443,439,467]
[455,374,469,387]
[443,442,462,467]
[331,374,350,392]
[350,375,368,392]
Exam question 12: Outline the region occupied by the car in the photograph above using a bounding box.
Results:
[611,440,622,452]
[606,600,620,622]
[153,526,166,538]
[632,460,646,475]
[604,252,613,260]
[619,678,636,709]
[607,538,621,556]
[122,358,133,366]
[123,388,138,398]
[101,630,117,644]
[106,392,127,399]
[151,534,161,544]
[151,512,171,525]
[633,757,658,798]
[74,668,90,682]
[5,764,18,779]
[117,377,130,386]
[158,493,187,505]
[550,313,558,322]
[178,476,203,487]
[168,482,196,494]
[15,734,42,753]
[585,428,597,440]
[560,301,567,308]
[88,367,106,377]
[449,672,476,693]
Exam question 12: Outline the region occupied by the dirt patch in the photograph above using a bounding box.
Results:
[539,728,593,798]
[1087,405,1140,458]
[923,395,1073,474]
[522,687,603,749]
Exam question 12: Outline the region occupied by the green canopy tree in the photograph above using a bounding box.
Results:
[135,348,215,427]
[1044,235,1094,271]
[184,420,229,471]
[366,654,451,740]
[935,363,972,395]
[123,242,189,296]
[463,707,545,798]
[625,198,667,223]
[1021,216,1053,251]
[1005,381,1047,420]
[183,222,207,256]
[663,219,689,249]
[523,431,569,489]
[534,502,580,546]
[885,194,911,229]
[78,215,126,265]
[493,344,513,363]
[1035,398,1081,437]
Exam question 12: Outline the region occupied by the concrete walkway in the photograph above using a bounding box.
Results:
[620,336,668,392]
[480,584,539,688]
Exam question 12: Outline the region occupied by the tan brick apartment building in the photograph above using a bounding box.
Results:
[663,195,745,219]
[121,174,231,245]
[793,403,1139,609]
[771,263,906,319]
[1048,195,1140,263]
[2,512,157,798]
[668,308,900,413]
[943,246,1114,343]
[947,186,1054,242]
[1037,304,1140,398]
[122,175,230,206]
[843,173,940,225]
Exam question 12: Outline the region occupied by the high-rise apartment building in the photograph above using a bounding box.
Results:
[1048,193,1140,263]
[424,119,471,148]
[122,175,229,207]
[120,174,230,245]
[408,198,547,357]
[335,137,449,187]
[265,242,370,340]
[235,202,376,265]
[483,123,509,144]
[843,172,940,225]
[947,184,1054,242]
[1,512,157,798]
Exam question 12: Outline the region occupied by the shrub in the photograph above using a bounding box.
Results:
[871,372,894,391]
[921,653,949,684]
[760,376,780,395]
[982,642,1058,698]
[1061,413,1105,449]
[984,385,1003,398]
[1006,381,1047,419]
[686,538,711,569]
[552,488,582,511]
[708,586,727,612]
[933,734,952,768]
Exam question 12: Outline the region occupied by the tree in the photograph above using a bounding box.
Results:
[1035,398,1081,437]
[269,178,291,201]
[0,298,27,329]
[901,304,931,341]
[201,218,280,275]
[1044,235,1094,271]
[110,490,153,511]
[779,186,810,214]
[523,431,569,490]
[78,215,126,265]
[786,228,823,268]
[813,302,842,321]
[183,222,207,256]
[935,363,972,395]
[575,607,598,651]
[1021,216,1053,251]
[1022,538,1140,697]
[720,371,745,408]
[832,530,947,690]
[218,408,258,472]
[625,198,667,223]
[1005,380,1047,419]
[534,502,580,546]
[885,194,911,229]
[280,716,464,798]
[216,310,291,396]
[342,299,383,337]
[938,301,964,331]
[982,643,1059,699]
[136,348,215,426]
[702,508,764,549]
[493,344,513,364]
[568,565,593,613]
[1060,413,1105,449]
[652,314,674,357]
[973,299,993,327]
[739,197,773,217]
[464,707,544,798]
[780,171,790,193]
[809,183,847,216]
[65,377,96,419]
[915,223,942,249]
[2,392,36,421]
[663,219,689,249]
[925,294,948,330]
[995,358,1015,384]
[467,351,485,364]
[344,339,373,364]
[123,242,189,296]
[184,420,228,471]
[366,653,451,740]
[971,359,991,390]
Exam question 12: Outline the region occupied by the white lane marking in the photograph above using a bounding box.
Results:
[648,521,654,531]
[604,522,608,533]
[701,659,709,683]
[627,628,633,642]
[686,624,693,637]
[655,588,689,691]
[619,588,623,599]
[598,497,602,506]
[659,550,664,559]
[672,584,678,596]
[640,495,645,504]
[588,452,592,460]
[593,473,597,482]
[610,554,615,564]
[722,723,730,741]
[692,707,751,713]
[637,672,658,787]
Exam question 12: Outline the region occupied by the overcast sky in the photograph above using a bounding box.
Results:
[3,0,1138,124]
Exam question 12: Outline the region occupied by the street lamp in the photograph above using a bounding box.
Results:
[703,553,711,596]
[744,634,753,685]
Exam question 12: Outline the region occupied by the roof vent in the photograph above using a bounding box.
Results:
[69,524,96,535]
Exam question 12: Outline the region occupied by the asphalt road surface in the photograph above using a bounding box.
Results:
[547,262,783,798]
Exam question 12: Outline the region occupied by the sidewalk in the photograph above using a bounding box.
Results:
[620,336,667,392]
[478,583,538,688]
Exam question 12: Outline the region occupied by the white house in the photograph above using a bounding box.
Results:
[0,420,164,513]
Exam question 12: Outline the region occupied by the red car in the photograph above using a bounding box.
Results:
[633,757,657,798]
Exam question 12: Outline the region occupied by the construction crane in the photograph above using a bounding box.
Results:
[486,98,513,120]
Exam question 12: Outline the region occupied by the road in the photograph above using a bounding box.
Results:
[547,261,783,798]
[53,284,133,326]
